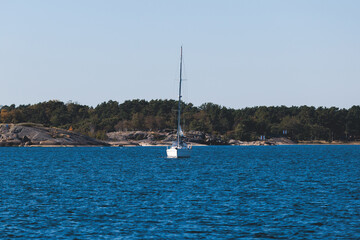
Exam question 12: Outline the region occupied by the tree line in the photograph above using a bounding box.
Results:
[1,100,359,141]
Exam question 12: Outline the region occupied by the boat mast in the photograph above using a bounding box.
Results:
[177,46,183,147]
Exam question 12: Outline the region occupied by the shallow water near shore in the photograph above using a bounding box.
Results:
[1,146,359,239]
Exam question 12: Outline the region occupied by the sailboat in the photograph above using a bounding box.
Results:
[166,47,191,158]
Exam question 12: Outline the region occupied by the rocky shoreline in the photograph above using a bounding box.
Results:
[1,124,357,147]
[105,131,360,146]
[106,130,296,147]
[0,124,108,147]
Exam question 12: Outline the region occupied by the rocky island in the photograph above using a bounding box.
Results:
[0,124,297,147]
[1,100,359,146]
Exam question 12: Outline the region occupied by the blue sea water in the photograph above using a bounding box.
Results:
[0,146,359,239]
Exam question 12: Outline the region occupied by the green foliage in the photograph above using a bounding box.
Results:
[0,100,359,141]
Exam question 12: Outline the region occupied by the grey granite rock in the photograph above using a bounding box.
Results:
[0,124,108,146]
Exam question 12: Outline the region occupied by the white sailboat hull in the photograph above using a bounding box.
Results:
[166,147,191,158]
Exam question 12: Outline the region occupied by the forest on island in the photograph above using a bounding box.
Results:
[1,99,360,142]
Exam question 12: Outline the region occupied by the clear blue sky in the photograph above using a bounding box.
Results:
[1,0,359,109]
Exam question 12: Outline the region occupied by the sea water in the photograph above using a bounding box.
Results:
[0,146,359,239]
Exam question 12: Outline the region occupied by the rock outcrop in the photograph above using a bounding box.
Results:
[0,124,108,146]
[106,130,227,146]
[0,124,296,147]
[106,130,295,146]
[228,137,295,146]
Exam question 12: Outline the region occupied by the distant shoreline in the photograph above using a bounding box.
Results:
[11,142,360,147]
[104,140,360,147]
[1,124,359,147]
[2,142,360,147]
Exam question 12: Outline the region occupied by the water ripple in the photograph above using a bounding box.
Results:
[0,146,359,239]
